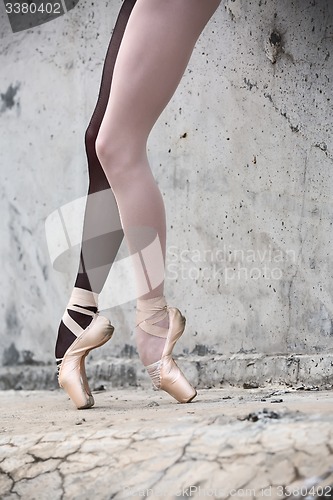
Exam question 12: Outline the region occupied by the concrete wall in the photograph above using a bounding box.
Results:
[1,0,333,389]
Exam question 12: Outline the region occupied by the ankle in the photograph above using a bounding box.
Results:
[68,287,99,311]
[135,295,170,366]
[55,287,100,362]
[136,295,169,337]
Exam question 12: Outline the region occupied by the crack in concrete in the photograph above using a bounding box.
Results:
[0,467,16,498]
[263,92,300,133]
[27,444,81,462]
[58,468,65,500]
[142,432,195,492]
[243,78,259,91]
[1,390,332,497]
[313,142,333,160]
[0,442,90,493]
[54,433,105,500]
[11,470,63,498]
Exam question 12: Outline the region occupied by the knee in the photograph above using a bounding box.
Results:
[95,131,141,188]
[95,134,122,183]
[95,132,114,167]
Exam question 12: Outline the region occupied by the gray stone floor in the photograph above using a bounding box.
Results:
[0,386,332,499]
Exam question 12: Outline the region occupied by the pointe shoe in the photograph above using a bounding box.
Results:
[58,314,114,409]
[136,298,197,404]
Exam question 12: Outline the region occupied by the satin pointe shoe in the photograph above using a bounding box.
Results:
[58,308,114,410]
[136,297,197,403]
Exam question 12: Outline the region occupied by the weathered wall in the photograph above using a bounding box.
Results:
[0,0,333,389]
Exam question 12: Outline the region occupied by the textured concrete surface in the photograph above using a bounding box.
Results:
[0,387,333,499]
[1,352,333,391]
[0,0,333,381]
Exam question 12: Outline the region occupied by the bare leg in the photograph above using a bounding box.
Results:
[96,0,221,365]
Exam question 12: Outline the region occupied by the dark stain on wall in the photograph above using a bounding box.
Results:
[265,30,283,64]
[3,342,20,366]
[2,343,44,367]
[0,83,20,113]
[269,31,282,47]
[5,304,19,334]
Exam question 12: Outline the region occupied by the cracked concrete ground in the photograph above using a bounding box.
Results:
[0,386,332,499]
